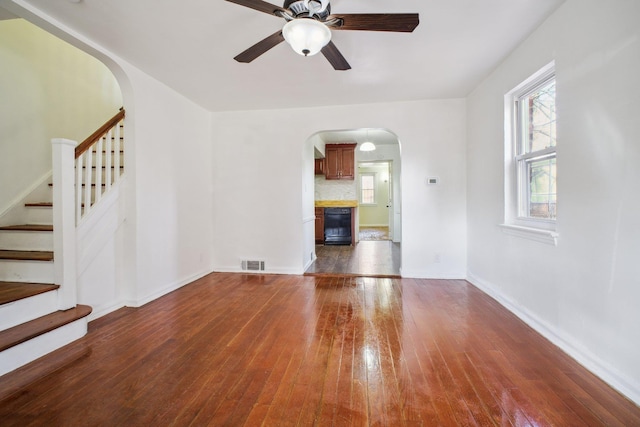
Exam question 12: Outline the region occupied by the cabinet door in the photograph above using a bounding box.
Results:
[324,146,341,179]
[314,158,325,175]
[325,143,356,180]
[339,147,355,179]
[314,207,324,243]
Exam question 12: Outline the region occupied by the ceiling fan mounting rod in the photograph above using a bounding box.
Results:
[303,0,328,14]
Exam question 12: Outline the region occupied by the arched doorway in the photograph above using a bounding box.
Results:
[304,128,402,277]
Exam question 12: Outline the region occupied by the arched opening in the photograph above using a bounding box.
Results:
[0,17,126,215]
[303,128,402,276]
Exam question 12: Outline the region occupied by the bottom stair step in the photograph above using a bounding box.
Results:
[0,305,92,352]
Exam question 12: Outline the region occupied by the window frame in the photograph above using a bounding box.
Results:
[359,172,377,206]
[502,62,558,245]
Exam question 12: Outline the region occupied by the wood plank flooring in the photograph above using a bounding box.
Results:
[306,241,401,277]
[1,272,639,426]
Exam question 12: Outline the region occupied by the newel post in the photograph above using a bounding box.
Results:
[51,138,78,311]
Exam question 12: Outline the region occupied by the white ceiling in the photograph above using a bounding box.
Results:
[4,0,564,113]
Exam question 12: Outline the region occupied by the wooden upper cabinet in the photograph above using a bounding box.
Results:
[314,158,325,175]
[325,143,356,180]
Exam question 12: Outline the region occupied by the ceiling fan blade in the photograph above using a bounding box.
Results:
[321,41,351,71]
[234,30,285,63]
[329,13,419,32]
[225,0,286,16]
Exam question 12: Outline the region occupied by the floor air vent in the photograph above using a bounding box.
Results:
[241,260,265,271]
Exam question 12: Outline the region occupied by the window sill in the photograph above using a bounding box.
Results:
[499,224,558,246]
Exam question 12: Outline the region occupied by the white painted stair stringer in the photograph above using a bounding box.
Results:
[0,173,52,227]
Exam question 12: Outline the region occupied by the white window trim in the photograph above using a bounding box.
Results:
[498,224,558,246]
[502,61,558,245]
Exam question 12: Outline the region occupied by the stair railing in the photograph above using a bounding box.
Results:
[51,108,125,310]
[74,108,125,221]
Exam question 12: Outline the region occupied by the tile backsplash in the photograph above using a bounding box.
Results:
[315,176,357,200]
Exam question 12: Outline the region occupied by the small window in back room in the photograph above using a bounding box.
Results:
[360,173,376,204]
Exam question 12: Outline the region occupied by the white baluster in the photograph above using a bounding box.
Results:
[95,136,103,204]
[114,119,121,183]
[105,128,112,191]
[83,145,93,216]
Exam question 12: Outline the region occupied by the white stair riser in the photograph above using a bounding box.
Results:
[23,207,53,224]
[0,290,58,331]
[0,231,53,251]
[0,260,54,283]
[0,318,88,377]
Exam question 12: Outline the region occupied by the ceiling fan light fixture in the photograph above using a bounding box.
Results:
[282,18,331,57]
[359,142,376,152]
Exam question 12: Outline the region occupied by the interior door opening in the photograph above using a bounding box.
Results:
[358,161,392,242]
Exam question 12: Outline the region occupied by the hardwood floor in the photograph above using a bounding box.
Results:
[1,272,638,426]
[306,242,401,277]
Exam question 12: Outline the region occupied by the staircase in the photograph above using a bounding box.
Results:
[0,184,91,375]
[0,109,124,376]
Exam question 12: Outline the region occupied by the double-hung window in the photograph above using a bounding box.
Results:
[360,173,376,205]
[503,62,558,244]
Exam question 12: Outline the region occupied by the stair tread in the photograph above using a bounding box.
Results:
[0,224,53,232]
[0,250,54,261]
[0,282,59,305]
[24,202,52,208]
[0,304,92,352]
[48,183,106,187]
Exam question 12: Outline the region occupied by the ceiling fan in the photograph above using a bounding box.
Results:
[225,0,419,70]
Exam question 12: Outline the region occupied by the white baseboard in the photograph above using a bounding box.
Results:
[213,266,304,276]
[466,272,640,406]
[303,253,317,272]
[125,268,213,308]
[86,300,125,322]
[399,268,465,279]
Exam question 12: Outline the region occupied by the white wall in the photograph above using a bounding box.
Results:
[466,0,640,404]
[0,19,122,215]
[211,99,467,277]
[119,64,214,307]
[5,5,216,313]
